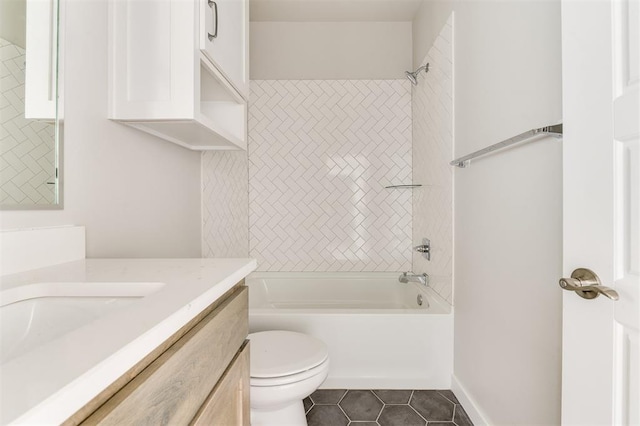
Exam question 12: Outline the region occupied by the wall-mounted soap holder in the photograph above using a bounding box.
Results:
[414,238,431,260]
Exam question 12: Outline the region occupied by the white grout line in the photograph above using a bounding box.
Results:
[304,398,314,415]
[336,390,349,405]
[371,391,385,405]
[336,402,351,422]
[437,390,459,405]
[375,404,383,423]
[409,390,430,424]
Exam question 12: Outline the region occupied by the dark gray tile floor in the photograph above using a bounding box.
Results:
[305,389,473,426]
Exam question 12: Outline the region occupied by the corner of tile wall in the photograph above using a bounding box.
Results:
[201,151,249,257]
[412,14,454,304]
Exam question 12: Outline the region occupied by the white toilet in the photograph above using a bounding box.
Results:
[248,330,330,426]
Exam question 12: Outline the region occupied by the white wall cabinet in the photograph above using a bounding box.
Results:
[108,0,248,151]
[200,0,249,97]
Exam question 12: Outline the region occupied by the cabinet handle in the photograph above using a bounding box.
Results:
[207,0,218,41]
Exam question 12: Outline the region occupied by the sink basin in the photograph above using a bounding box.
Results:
[0,282,165,364]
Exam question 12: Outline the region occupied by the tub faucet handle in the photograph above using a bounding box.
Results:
[399,272,429,286]
[414,238,431,261]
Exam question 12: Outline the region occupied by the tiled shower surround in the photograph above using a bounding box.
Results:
[202,23,454,300]
[412,15,454,303]
[248,80,413,271]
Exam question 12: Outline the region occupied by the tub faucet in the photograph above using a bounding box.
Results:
[399,272,429,286]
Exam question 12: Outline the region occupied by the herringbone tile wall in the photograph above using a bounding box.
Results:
[202,151,249,257]
[0,38,56,205]
[412,15,454,303]
[248,80,413,271]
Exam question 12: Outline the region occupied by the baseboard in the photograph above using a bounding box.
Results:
[451,375,491,426]
[320,375,452,390]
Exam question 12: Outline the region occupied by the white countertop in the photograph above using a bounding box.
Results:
[0,258,257,425]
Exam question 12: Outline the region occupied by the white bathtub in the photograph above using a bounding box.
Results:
[246,272,453,389]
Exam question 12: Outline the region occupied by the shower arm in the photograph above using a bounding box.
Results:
[414,64,429,74]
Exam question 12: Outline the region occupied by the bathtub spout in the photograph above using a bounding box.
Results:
[399,272,429,286]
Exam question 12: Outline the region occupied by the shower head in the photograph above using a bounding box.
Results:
[405,63,430,86]
[405,70,419,85]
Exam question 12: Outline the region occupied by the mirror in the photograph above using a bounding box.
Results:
[0,0,62,209]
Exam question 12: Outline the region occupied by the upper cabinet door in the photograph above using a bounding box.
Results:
[25,0,60,120]
[200,0,249,98]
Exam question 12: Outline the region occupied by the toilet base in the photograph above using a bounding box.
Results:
[250,400,307,426]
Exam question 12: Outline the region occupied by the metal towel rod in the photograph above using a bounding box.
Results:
[450,124,563,168]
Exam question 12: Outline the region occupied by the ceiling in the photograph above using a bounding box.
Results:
[250,0,423,22]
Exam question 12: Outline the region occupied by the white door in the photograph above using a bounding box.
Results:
[561,0,639,424]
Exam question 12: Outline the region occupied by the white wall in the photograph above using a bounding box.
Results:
[412,0,454,69]
[250,22,412,79]
[413,1,563,424]
[0,0,202,258]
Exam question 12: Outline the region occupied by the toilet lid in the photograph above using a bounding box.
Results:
[248,330,329,378]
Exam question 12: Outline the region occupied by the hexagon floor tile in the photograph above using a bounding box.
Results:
[304,389,474,426]
[410,390,456,422]
[307,405,349,426]
[378,405,426,426]
[339,390,383,421]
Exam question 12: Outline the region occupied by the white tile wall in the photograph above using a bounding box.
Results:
[412,15,454,303]
[202,151,249,257]
[248,80,412,271]
[0,38,55,205]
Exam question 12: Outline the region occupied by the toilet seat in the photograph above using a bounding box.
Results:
[248,330,329,385]
[250,358,330,387]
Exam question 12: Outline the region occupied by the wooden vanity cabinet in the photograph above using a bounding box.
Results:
[191,342,250,426]
[69,284,249,426]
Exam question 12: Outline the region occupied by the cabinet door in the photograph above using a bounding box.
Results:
[191,341,250,426]
[24,0,59,120]
[200,0,248,97]
[109,0,195,120]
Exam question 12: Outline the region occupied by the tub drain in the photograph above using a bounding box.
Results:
[417,294,423,306]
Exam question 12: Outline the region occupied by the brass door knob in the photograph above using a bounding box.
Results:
[559,268,619,300]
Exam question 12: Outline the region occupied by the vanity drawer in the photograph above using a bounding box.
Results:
[81,286,248,425]
[190,340,250,426]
